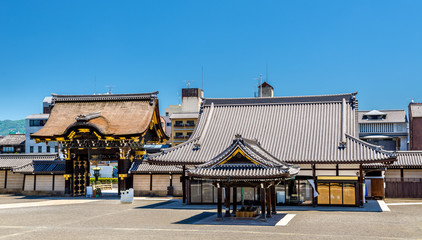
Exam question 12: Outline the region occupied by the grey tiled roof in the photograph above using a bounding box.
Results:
[13,160,65,174]
[188,136,299,179]
[149,93,395,165]
[0,154,57,170]
[129,160,183,174]
[358,110,407,123]
[364,151,422,169]
[0,134,25,146]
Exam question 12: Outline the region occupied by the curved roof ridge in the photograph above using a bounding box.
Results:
[345,134,395,157]
[52,92,158,102]
[204,92,357,101]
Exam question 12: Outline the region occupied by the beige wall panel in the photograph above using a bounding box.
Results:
[297,164,312,169]
[297,170,312,176]
[316,170,336,176]
[133,175,150,191]
[0,170,5,189]
[315,164,337,169]
[385,169,400,178]
[404,169,422,178]
[338,164,360,169]
[339,170,359,176]
[7,173,24,189]
[152,174,170,191]
[54,175,65,192]
[172,174,182,192]
[24,175,35,191]
[36,175,53,191]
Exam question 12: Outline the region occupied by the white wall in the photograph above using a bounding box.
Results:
[90,166,114,178]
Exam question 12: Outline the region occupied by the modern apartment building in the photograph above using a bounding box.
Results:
[358,110,408,151]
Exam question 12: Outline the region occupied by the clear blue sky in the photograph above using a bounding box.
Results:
[1,1,421,120]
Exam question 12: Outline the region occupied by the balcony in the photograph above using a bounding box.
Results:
[185,123,195,127]
[174,135,185,139]
[173,123,185,127]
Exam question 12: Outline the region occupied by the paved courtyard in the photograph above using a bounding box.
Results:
[0,194,421,240]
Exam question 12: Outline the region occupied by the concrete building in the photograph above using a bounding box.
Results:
[358,110,408,151]
[25,97,59,154]
[165,88,203,146]
[409,102,422,150]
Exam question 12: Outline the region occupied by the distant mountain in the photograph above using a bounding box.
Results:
[0,120,25,136]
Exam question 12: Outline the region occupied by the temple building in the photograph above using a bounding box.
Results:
[31,92,168,196]
[148,92,396,207]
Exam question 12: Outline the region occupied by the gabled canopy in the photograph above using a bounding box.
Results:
[188,135,299,180]
[31,92,168,141]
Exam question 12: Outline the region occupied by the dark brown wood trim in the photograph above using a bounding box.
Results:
[149,173,152,191]
[169,173,173,187]
[182,165,186,204]
[359,164,364,206]
[336,164,339,176]
[260,185,266,220]
[34,174,37,191]
[4,170,7,189]
[22,174,26,191]
[52,175,55,191]
[312,164,317,207]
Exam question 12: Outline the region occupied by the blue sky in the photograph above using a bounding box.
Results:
[1,1,421,120]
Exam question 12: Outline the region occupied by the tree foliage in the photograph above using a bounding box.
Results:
[0,120,25,136]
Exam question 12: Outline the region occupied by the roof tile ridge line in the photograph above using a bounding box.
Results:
[345,134,396,156]
[12,161,34,172]
[203,101,349,107]
[396,151,422,154]
[148,137,200,159]
[53,92,158,98]
[239,142,274,168]
[195,102,214,147]
[203,92,357,101]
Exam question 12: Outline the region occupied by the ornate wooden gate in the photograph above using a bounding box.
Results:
[73,159,88,196]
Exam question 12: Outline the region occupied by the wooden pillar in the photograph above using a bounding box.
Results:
[266,186,272,218]
[34,175,37,191]
[224,187,231,217]
[271,184,277,214]
[359,164,364,207]
[336,164,339,176]
[22,174,26,191]
[232,187,237,215]
[52,175,55,191]
[217,186,223,220]
[182,165,186,204]
[4,170,7,188]
[260,184,266,220]
[186,178,191,204]
[400,168,404,182]
[312,164,317,207]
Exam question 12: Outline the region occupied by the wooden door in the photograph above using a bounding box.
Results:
[73,160,88,196]
[371,179,385,199]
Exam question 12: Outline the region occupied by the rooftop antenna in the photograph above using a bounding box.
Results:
[184,80,193,88]
[255,74,263,97]
[105,85,115,94]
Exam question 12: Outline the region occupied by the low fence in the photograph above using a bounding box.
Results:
[385,178,422,198]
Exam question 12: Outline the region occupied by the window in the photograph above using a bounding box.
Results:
[46,146,50,153]
[2,147,14,153]
[30,119,47,127]
[175,132,184,139]
[30,146,34,153]
[166,122,171,127]
[38,146,42,153]
[55,146,58,153]
[165,112,169,116]
[174,121,184,127]
[186,120,195,127]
